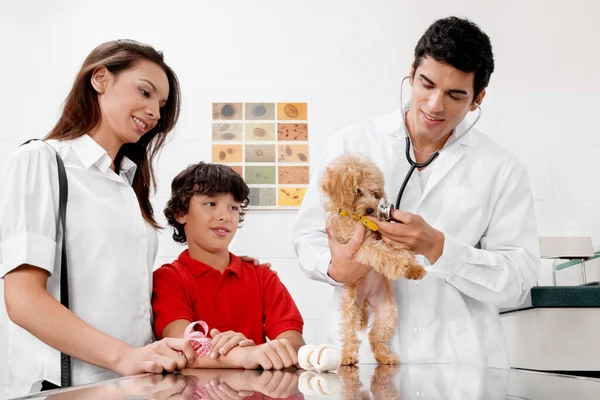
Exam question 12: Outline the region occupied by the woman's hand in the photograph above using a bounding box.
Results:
[113,337,196,376]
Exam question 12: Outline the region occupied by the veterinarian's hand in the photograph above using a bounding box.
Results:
[368,209,445,263]
[209,329,255,359]
[326,222,372,285]
[239,256,273,272]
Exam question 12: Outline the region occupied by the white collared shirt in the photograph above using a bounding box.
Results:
[0,135,158,398]
[292,108,540,368]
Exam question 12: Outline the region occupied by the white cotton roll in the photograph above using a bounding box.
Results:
[312,373,343,397]
[308,344,342,372]
[298,371,342,398]
[298,371,317,394]
[299,343,342,372]
[298,344,317,371]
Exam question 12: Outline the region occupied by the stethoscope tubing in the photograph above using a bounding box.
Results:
[394,76,482,210]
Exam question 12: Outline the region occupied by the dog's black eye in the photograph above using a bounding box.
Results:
[356,189,362,196]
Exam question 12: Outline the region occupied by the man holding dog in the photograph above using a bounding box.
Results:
[292,16,540,367]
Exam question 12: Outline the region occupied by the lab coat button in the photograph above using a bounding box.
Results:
[413,327,422,334]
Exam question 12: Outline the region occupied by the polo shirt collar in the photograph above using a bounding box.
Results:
[178,250,243,278]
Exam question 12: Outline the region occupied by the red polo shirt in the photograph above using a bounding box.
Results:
[152,250,304,343]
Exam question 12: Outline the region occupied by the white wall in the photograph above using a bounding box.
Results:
[2,0,600,397]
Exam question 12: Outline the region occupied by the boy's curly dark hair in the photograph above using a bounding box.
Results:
[413,16,495,99]
[164,162,249,244]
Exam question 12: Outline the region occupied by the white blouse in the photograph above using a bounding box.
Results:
[0,135,158,398]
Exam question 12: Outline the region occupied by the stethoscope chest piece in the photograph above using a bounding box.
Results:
[377,197,395,222]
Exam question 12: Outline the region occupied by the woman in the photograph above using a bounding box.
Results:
[1,39,196,397]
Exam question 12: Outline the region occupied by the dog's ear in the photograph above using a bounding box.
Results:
[321,162,356,209]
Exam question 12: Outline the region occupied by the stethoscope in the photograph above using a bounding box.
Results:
[377,76,482,222]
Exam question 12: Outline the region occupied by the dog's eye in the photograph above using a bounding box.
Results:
[356,189,362,196]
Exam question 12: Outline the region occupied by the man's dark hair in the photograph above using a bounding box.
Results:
[413,16,495,99]
[164,162,249,244]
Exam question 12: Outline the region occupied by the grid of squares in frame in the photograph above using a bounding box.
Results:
[211,102,309,208]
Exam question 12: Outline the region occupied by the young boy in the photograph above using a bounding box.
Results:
[152,162,305,370]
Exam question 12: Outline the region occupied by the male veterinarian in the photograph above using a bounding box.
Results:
[292,16,540,367]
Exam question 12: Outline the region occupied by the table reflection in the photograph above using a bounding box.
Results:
[19,363,600,399]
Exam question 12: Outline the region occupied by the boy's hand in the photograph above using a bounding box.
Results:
[207,370,302,399]
[210,329,255,359]
[250,370,302,398]
[239,339,298,370]
[203,379,256,399]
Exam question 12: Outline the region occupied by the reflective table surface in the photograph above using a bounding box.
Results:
[16,363,600,399]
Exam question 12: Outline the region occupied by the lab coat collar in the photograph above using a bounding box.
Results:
[374,103,479,148]
[390,103,481,203]
[419,115,484,202]
[420,134,465,202]
[371,107,404,138]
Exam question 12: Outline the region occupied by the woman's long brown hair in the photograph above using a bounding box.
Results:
[45,39,180,228]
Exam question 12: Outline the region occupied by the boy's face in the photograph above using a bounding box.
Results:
[407,56,486,143]
[176,193,241,254]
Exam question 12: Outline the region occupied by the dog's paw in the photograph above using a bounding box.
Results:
[405,265,427,280]
[375,352,400,365]
[388,269,410,280]
[376,264,407,280]
[341,353,359,366]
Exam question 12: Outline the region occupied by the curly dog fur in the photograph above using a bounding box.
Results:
[321,153,426,365]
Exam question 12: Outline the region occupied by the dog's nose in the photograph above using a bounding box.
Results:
[366,207,374,215]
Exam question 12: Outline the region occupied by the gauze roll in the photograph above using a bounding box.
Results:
[298,344,342,372]
[298,371,342,398]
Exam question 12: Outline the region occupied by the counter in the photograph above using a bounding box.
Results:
[14,363,600,399]
[500,284,600,373]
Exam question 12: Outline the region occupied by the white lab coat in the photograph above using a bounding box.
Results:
[292,107,540,367]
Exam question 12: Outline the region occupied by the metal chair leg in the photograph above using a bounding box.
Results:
[580,259,588,284]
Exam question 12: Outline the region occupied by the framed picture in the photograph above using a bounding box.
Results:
[212,102,309,209]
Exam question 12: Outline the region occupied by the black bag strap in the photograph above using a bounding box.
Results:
[21,139,71,387]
